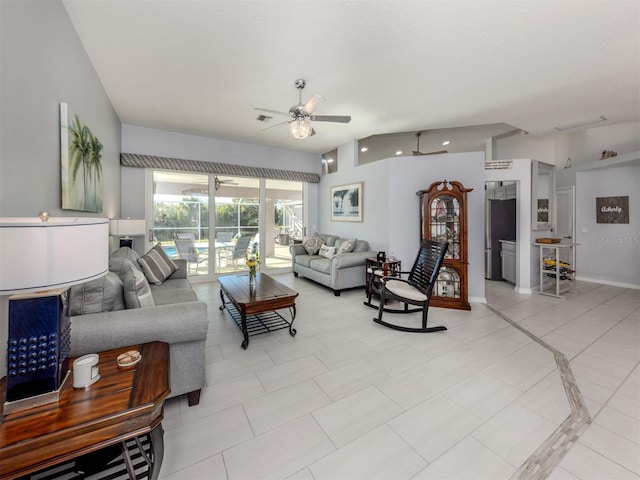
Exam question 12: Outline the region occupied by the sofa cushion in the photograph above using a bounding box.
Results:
[309,257,332,274]
[303,234,324,255]
[137,244,177,285]
[318,234,339,247]
[150,280,198,305]
[294,254,320,268]
[121,267,155,309]
[336,238,356,254]
[318,245,336,258]
[69,272,125,315]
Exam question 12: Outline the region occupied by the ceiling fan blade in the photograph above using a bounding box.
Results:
[254,107,289,117]
[310,115,351,123]
[261,120,289,131]
[303,95,325,114]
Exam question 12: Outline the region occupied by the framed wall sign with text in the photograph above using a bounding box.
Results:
[596,196,629,224]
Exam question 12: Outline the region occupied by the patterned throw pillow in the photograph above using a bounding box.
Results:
[121,267,155,309]
[318,245,336,258]
[137,244,177,285]
[337,238,356,254]
[303,234,324,255]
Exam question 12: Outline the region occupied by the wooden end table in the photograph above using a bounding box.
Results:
[0,341,170,480]
[219,273,298,349]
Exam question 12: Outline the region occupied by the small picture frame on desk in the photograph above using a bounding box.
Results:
[377,251,386,262]
[119,238,133,249]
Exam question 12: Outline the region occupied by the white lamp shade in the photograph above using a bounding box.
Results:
[0,217,109,294]
[109,218,146,236]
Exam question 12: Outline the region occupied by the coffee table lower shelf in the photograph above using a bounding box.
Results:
[220,299,296,349]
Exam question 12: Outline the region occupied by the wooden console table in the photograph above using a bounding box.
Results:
[0,342,170,480]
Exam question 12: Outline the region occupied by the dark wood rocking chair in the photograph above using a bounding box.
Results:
[369,239,448,333]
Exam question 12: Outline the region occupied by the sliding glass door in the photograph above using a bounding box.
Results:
[150,171,304,278]
[265,179,303,269]
[214,176,259,274]
[151,171,211,279]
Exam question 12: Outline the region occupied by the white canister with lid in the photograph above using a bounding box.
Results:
[73,353,100,388]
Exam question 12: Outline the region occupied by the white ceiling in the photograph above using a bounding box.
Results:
[62,0,640,155]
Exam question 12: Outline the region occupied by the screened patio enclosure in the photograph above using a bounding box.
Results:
[151,171,303,278]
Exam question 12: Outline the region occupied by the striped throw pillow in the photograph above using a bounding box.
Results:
[137,244,177,285]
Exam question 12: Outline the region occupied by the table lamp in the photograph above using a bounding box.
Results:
[110,218,146,248]
[0,215,109,414]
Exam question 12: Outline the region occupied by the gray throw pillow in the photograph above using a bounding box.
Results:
[337,238,356,254]
[121,267,155,309]
[137,244,177,285]
[303,234,324,255]
[69,272,125,315]
[109,256,141,276]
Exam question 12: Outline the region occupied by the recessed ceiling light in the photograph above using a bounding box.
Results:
[442,140,450,146]
[396,150,403,155]
[360,147,368,152]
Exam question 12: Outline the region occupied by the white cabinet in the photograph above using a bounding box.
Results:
[500,240,516,284]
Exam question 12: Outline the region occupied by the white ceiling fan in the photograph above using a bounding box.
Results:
[214,176,238,191]
[412,131,448,156]
[255,79,351,139]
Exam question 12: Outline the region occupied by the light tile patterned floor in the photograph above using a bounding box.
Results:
[159,277,639,480]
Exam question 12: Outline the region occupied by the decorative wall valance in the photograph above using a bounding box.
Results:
[120,153,321,183]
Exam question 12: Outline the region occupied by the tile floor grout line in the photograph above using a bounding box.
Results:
[486,304,592,480]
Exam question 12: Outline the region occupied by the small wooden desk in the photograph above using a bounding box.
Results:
[219,273,298,349]
[0,342,170,480]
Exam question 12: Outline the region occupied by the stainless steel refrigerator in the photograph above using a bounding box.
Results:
[485,198,516,280]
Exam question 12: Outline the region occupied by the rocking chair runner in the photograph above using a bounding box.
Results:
[369,239,448,333]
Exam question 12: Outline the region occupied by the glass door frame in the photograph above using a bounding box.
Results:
[146,169,306,282]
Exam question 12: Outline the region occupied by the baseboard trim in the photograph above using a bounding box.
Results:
[576,276,640,290]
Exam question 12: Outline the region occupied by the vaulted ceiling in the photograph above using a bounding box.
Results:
[62,0,639,154]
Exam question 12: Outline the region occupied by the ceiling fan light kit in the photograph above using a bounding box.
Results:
[291,118,312,139]
[255,79,351,140]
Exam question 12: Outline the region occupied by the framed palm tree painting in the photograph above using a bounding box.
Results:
[60,102,103,212]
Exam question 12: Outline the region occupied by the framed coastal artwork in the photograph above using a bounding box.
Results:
[331,182,363,222]
[60,102,103,212]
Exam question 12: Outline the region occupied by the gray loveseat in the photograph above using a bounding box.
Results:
[69,247,209,406]
[290,234,376,296]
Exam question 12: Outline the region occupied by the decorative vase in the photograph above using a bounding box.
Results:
[249,268,256,285]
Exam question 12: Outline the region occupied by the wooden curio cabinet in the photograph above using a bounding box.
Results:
[418,180,473,310]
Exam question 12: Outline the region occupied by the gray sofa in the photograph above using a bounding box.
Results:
[69,247,209,406]
[290,234,376,295]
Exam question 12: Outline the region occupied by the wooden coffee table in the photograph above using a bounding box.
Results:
[219,273,299,349]
[0,341,170,480]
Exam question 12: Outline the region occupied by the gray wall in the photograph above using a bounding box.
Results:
[0,0,121,378]
[0,0,121,218]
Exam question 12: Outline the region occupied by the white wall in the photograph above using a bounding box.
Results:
[319,149,486,303]
[576,164,640,287]
[121,124,320,174]
[485,159,536,292]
